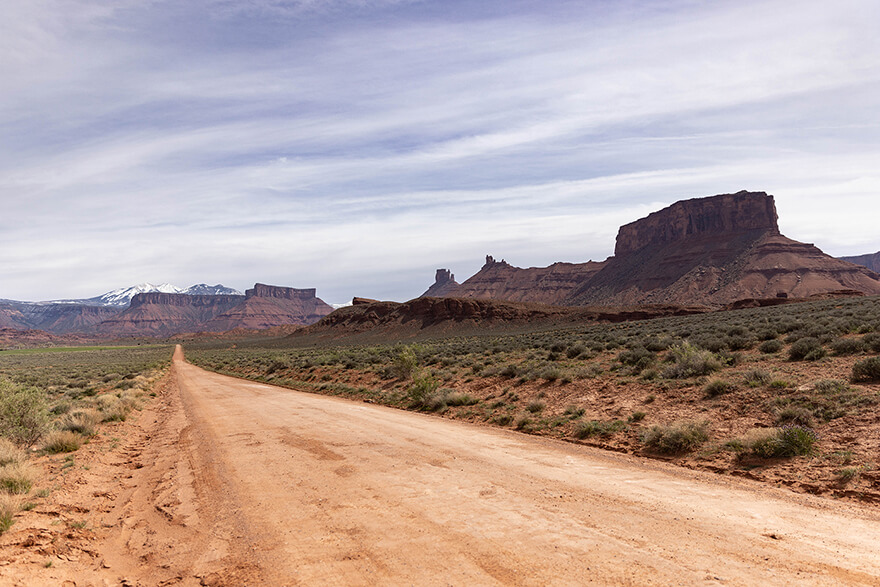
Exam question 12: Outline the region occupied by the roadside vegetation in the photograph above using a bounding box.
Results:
[0,345,171,534]
[185,295,880,502]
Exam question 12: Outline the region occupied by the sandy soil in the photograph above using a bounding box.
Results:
[4,345,880,585]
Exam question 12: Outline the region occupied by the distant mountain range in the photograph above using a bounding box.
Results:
[53,283,244,307]
[0,283,330,336]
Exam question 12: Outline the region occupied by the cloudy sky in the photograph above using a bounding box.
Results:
[2,0,879,304]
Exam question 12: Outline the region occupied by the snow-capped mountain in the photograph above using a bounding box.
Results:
[83,283,244,307]
[182,284,244,296]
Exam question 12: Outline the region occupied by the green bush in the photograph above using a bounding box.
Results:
[759,339,783,354]
[863,333,880,353]
[446,392,479,407]
[852,357,880,382]
[388,345,419,379]
[774,406,814,427]
[526,400,546,413]
[749,425,817,457]
[0,379,48,448]
[788,337,825,361]
[0,495,16,535]
[642,420,708,454]
[574,419,626,439]
[742,369,772,388]
[831,338,865,356]
[406,372,441,409]
[703,380,736,398]
[662,343,722,379]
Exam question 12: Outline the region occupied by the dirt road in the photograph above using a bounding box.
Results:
[8,346,880,585]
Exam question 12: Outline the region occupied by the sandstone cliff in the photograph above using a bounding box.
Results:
[95,293,245,337]
[420,269,460,297]
[0,301,120,333]
[439,256,606,305]
[203,283,334,332]
[565,191,880,307]
[840,251,880,273]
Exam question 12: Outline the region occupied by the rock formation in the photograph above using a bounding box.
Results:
[291,297,706,344]
[420,269,460,298]
[203,284,334,332]
[95,293,245,337]
[565,191,880,306]
[840,251,880,273]
[437,256,606,305]
[0,301,121,333]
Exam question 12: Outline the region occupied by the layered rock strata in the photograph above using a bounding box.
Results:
[440,256,605,305]
[204,284,334,332]
[565,191,880,306]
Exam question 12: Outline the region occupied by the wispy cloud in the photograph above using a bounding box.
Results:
[1,0,879,302]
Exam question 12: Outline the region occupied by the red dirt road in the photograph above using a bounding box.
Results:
[6,346,880,585]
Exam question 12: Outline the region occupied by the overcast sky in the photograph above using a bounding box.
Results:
[2,0,879,304]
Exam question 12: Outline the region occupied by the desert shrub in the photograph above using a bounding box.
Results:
[446,392,478,407]
[703,380,736,398]
[0,439,23,467]
[0,462,35,494]
[788,337,825,361]
[406,372,441,409]
[643,336,673,352]
[742,369,772,388]
[574,420,626,439]
[515,416,533,431]
[388,345,419,379]
[727,335,753,351]
[628,411,647,422]
[0,494,17,535]
[852,357,880,382]
[831,337,864,356]
[538,366,561,381]
[49,401,72,416]
[98,396,130,422]
[759,339,783,354]
[0,379,48,448]
[618,347,655,372]
[863,333,880,353]
[641,420,708,454]
[526,400,546,413]
[490,414,513,426]
[837,467,859,482]
[774,406,814,427]
[566,344,588,359]
[499,364,521,378]
[749,425,817,458]
[662,343,722,379]
[563,405,585,419]
[60,409,102,436]
[42,430,82,454]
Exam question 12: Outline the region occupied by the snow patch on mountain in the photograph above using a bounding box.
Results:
[79,283,244,307]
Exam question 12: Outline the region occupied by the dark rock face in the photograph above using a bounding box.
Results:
[840,252,880,273]
[0,301,121,333]
[565,192,880,307]
[204,284,334,332]
[96,294,244,336]
[245,283,318,300]
[614,191,779,256]
[420,269,460,298]
[437,257,605,305]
